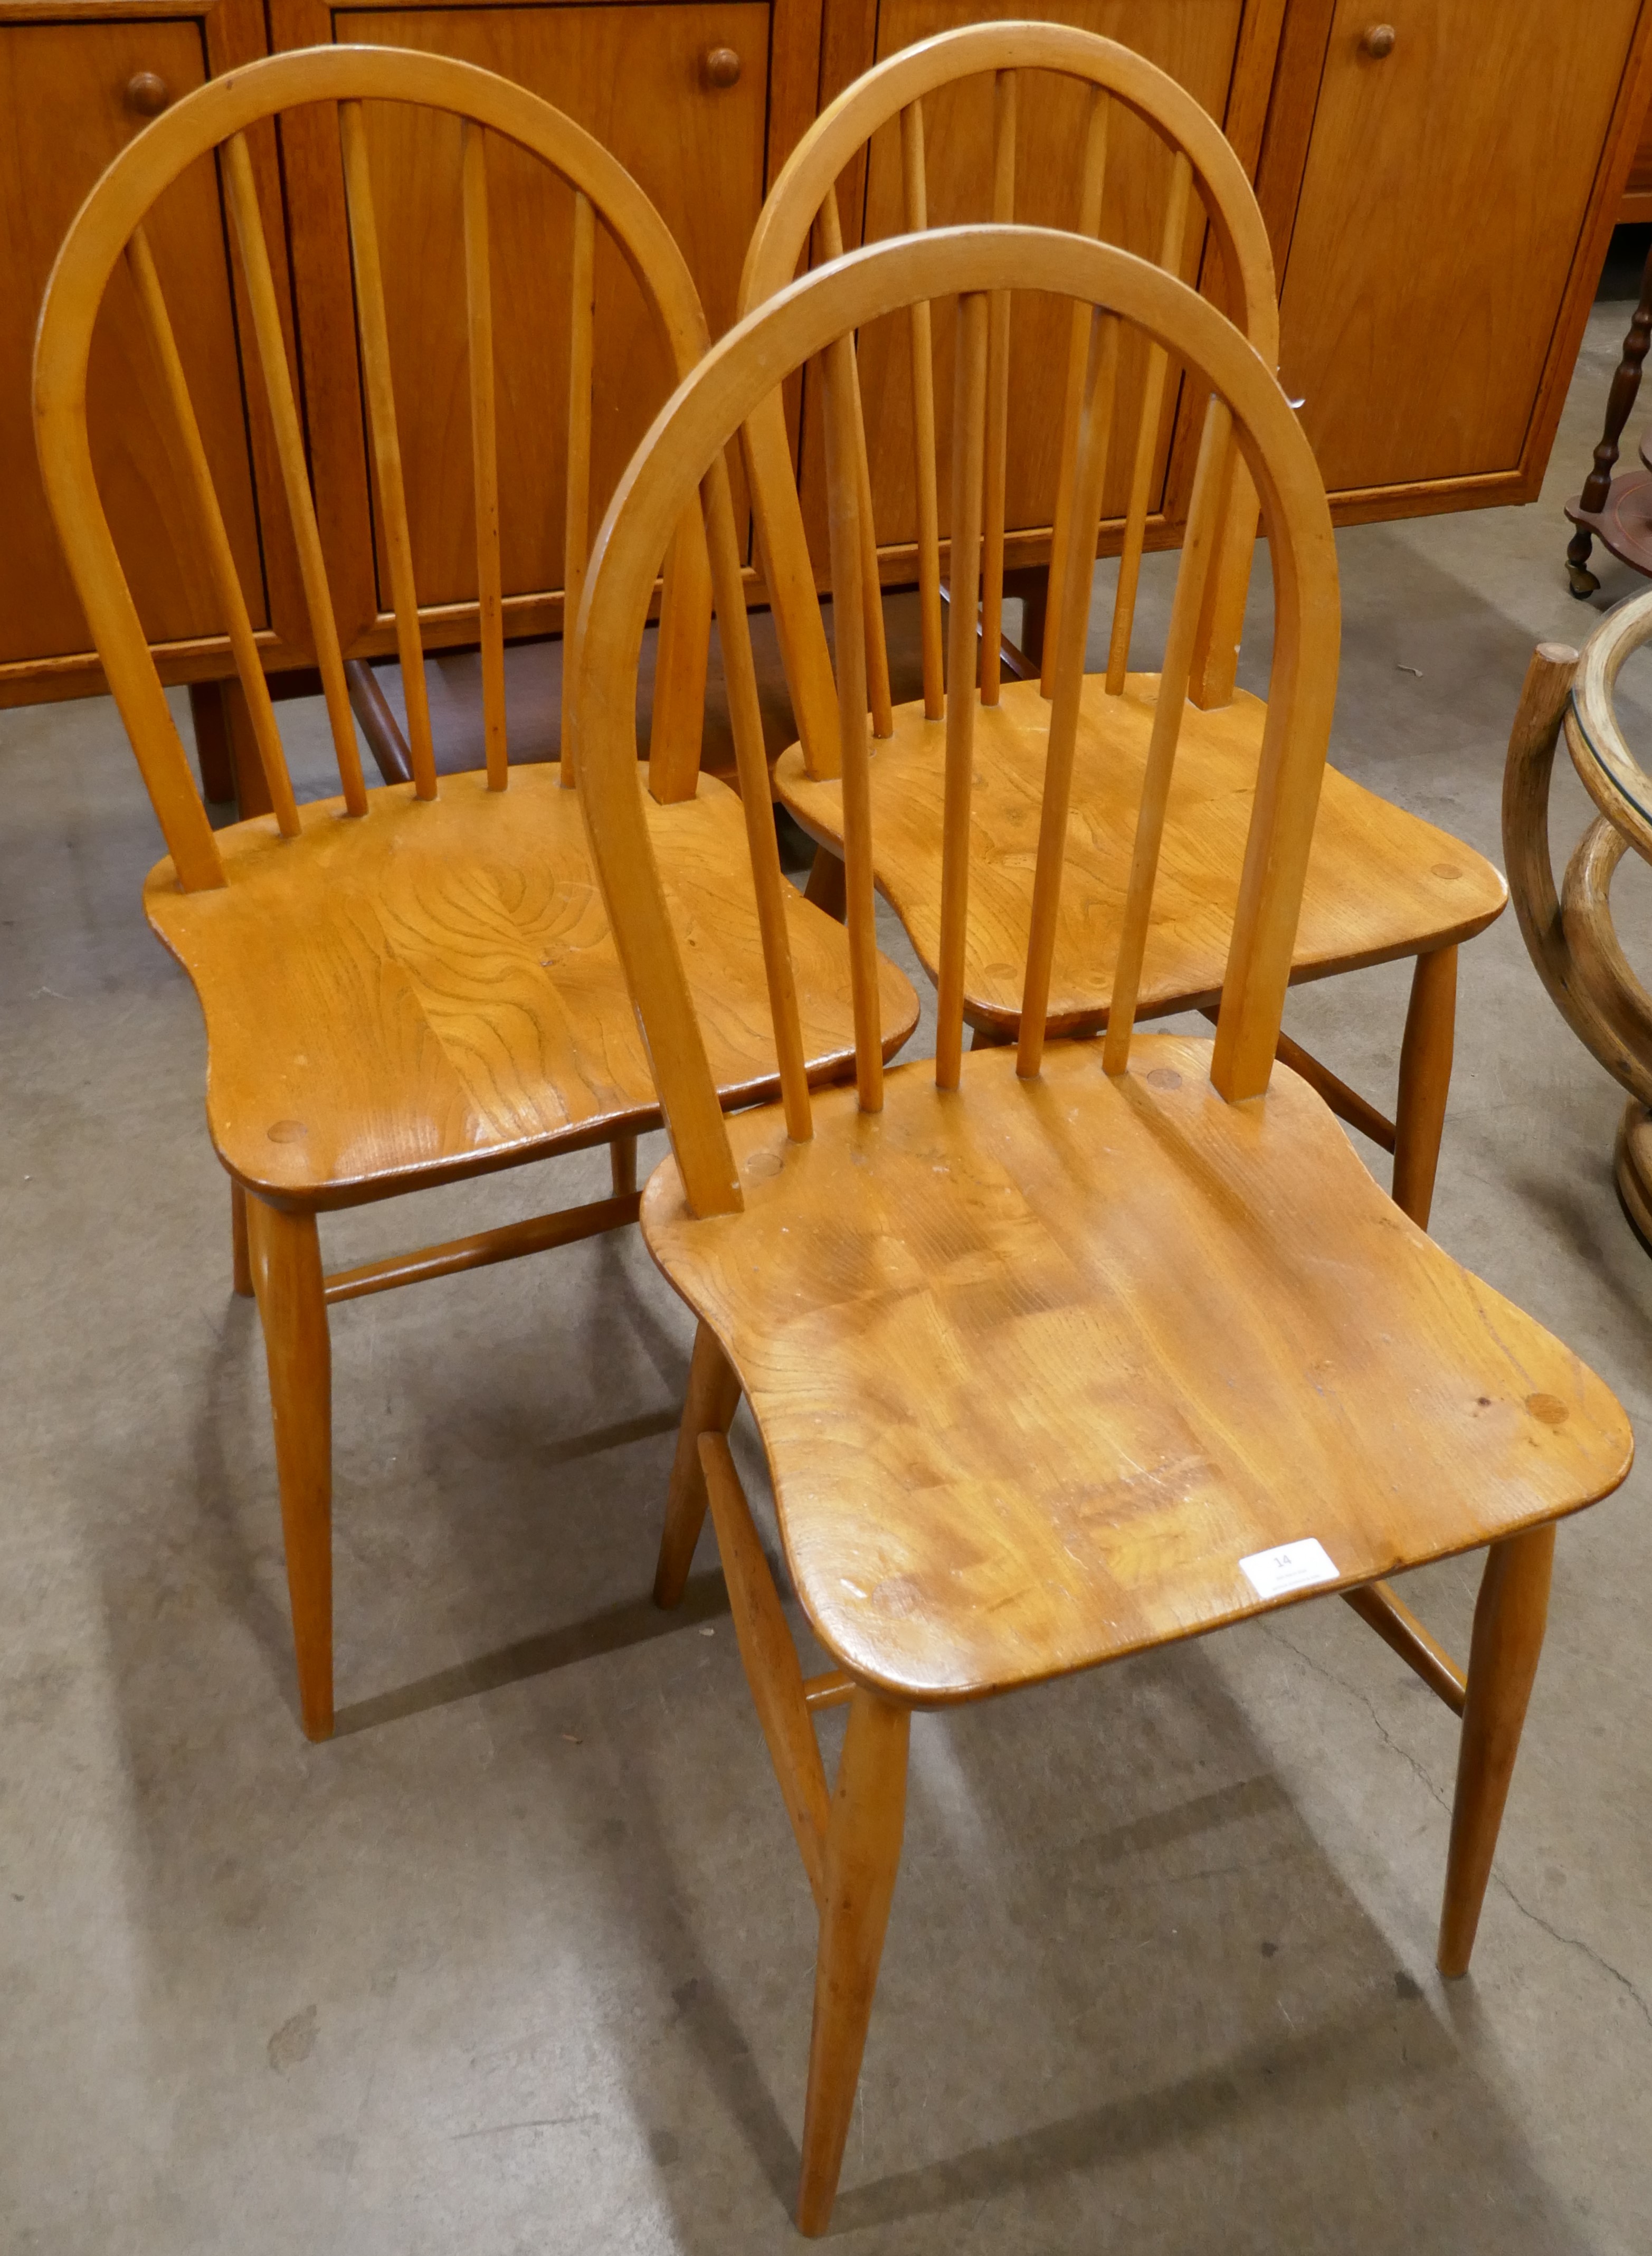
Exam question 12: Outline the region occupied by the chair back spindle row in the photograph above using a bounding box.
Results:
[36,50,715,892]
[575,230,1336,1227]
[736,25,1280,776]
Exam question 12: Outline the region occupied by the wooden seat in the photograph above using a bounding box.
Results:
[34,45,916,1740]
[741,22,1506,1228]
[571,225,1631,2233]
[778,673,1505,1038]
[150,769,906,1205]
[645,1036,1622,1702]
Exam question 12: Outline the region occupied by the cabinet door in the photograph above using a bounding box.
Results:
[810,0,1254,558]
[321,3,768,623]
[1278,0,1644,501]
[0,18,267,672]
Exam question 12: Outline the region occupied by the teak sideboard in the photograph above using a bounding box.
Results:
[6,0,1651,744]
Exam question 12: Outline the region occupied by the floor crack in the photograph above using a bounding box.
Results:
[1262,1619,1451,1814]
[1493,1882,1652,2032]
[1265,1624,1652,2031]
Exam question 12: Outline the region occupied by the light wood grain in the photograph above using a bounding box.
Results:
[146,766,915,1205]
[461,118,507,791]
[641,1039,1630,1703]
[701,1432,832,1907]
[245,1193,333,1740]
[779,675,1505,1040]
[576,223,1631,2238]
[656,1319,743,1608]
[224,128,367,814]
[1438,1525,1556,1977]
[797,1689,909,2235]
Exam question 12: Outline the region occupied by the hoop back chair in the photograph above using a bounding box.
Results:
[572,225,1631,2232]
[742,22,1508,1234]
[34,45,916,1740]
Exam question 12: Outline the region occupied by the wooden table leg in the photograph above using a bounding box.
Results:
[1437,1523,1556,1978]
[187,680,237,805]
[1566,236,1652,598]
[654,1320,742,1607]
[231,1180,253,1297]
[804,846,847,921]
[246,1195,334,1741]
[797,1689,911,2236]
[1392,944,1457,1228]
[609,1132,639,1198]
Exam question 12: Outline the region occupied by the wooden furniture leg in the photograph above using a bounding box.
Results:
[187,680,237,804]
[1566,236,1652,599]
[222,676,276,821]
[1392,944,1457,1228]
[1437,1523,1556,1978]
[245,1194,334,1741]
[231,1180,253,1297]
[797,1688,911,2236]
[609,1131,639,1197]
[654,1319,742,1606]
[1003,563,1048,671]
[804,845,848,920]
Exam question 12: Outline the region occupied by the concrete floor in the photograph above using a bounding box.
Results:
[6,300,1652,2254]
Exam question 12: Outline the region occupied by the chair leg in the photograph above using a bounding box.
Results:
[804,845,848,921]
[231,1181,253,1297]
[797,1689,911,2236]
[245,1195,335,1741]
[1437,1523,1556,1978]
[610,1132,639,1198]
[654,1320,742,1607]
[1392,944,1457,1228]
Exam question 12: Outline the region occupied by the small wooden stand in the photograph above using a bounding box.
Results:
[1565,235,1652,596]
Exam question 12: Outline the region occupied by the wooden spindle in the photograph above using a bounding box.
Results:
[1103,395,1233,1077]
[339,100,436,801]
[462,122,507,791]
[900,100,944,722]
[979,71,1017,707]
[1040,88,1110,695]
[222,132,366,816]
[128,226,300,837]
[702,450,813,1142]
[561,187,597,786]
[816,189,893,740]
[937,291,990,1091]
[1019,310,1120,1079]
[820,333,883,1112]
[1106,150,1193,695]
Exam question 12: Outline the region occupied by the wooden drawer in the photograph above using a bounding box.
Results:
[0,2,270,685]
[1276,0,1648,511]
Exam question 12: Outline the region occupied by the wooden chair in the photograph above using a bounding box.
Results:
[34,45,916,1742]
[571,224,1632,2233]
[741,22,1508,1231]
[1504,603,1652,1247]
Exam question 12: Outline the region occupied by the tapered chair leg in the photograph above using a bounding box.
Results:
[610,1132,639,1198]
[804,845,848,921]
[245,1195,335,1741]
[1437,1523,1556,1977]
[231,1180,253,1297]
[654,1320,742,1607]
[797,1690,911,2236]
[1392,944,1457,1228]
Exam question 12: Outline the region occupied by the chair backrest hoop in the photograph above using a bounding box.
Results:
[740,21,1276,355]
[573,226,1338,1221]
[34,44,711,893]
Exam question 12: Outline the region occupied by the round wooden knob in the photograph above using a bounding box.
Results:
[126,71,172,116]
[703,46,742,88]
[1359,24,1397,57]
